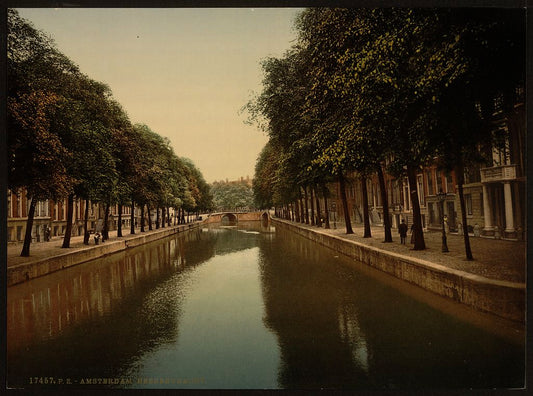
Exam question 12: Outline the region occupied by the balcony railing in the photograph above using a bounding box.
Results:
[480,164,517,183]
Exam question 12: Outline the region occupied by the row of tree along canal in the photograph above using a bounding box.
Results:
[7,10,213,257]
[245,8,524,261]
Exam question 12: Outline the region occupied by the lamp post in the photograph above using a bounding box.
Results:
[437,189,449,253]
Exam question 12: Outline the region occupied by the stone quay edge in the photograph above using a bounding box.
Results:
[272,218,525,323]
[7,223,201,287]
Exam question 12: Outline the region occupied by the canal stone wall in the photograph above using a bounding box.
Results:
[272,218,525,323]
[7,223,201,287]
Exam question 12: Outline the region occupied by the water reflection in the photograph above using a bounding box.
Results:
[258,227,524,390]
[7,222,525,390]
[7,228,216,387]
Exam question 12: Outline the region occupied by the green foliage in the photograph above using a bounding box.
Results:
[181,158,213,212]
[210,179,253,211]
[7,9,78,201]
[248,7,523,208]
[7,9,212,218]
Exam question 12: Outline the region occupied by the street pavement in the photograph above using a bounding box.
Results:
[304,220,526,283]
[6,225,186,268]
[7,220,526,283]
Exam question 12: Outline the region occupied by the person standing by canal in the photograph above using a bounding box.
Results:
[399,220,408,245]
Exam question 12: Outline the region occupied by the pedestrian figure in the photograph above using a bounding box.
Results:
[398,220,408,244]
[94,232,101,245]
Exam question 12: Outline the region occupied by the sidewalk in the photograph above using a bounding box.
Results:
[7,220,526,284]
[288,220,526,284]
[7,225,189,269]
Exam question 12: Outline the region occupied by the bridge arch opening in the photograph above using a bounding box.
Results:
[221,213,238,225]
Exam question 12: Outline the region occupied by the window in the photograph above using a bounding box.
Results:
[464,165,481,184]
[446,173,454,193]
[439,171,446,193]
[417,175,424,205]
[465,194,473,215]
[7,192,11,218]
[16,194,21,217]
[427,170,434,195]
[404,185,410,211]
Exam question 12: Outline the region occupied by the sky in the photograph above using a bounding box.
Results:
[16,8,302,183]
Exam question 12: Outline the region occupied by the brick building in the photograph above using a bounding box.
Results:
[7,193,138,244]
[324,102,525,241]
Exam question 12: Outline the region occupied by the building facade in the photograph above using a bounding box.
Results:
[324,102,525,241]
[7,192,138,244]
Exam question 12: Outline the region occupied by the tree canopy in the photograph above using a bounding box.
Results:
[7,9,212,255]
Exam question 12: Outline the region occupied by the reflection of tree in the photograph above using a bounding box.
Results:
[257,228,368,389]
[7,229,217,388]
[343,273,525,389]
[259,227,524,390]
[198,222,265,256]
[7,225,268,388]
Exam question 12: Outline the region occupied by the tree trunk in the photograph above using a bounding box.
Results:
[314,186,322,227]
[62,193,74,248]
[303,187,309,224]
[156,206,160,228]
[299,193,305,223]
[102,202,110,241]
[322,184,330,229]
[289,204,293,221]
[147,204,153,231]
[339,174,354,234]
[130,199,135,234]
[361,176,371,238]
[83,199,90,245]
[377,164,393,242]
[20,197,37,257]
[167,207,171,225]
[161,206,166,228]
[456,162,474,260]
[309,187,316,226]
[140,204,145,232]
[294,200,300,222]
[407,164,426,250]
[117,203,123,237]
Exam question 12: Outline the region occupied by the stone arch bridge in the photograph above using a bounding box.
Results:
[203,211,270,225]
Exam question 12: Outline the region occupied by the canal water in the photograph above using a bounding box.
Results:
[7,222,525,390]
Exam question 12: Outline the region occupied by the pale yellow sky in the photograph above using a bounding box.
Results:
[17,8,302,183]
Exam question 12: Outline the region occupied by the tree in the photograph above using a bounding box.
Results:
[51,75,120,247]
[252,142,278,209]
[430,8,525,259]
[7,9,77,256]
[211,180,253,211]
